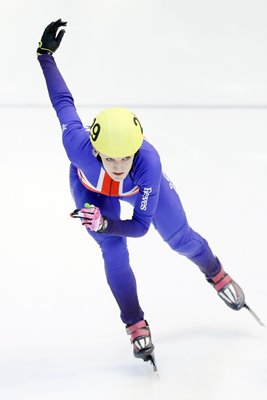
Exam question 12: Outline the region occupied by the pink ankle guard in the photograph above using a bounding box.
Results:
[211,268,233,292]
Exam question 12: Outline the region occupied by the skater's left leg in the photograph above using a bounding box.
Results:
[152,174,245,309]
[152,174,220,276]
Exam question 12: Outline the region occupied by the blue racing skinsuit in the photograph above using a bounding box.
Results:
[38,54,220,325]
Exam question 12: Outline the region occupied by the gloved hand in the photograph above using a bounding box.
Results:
[70,203,108,233]
[37,19,67,56]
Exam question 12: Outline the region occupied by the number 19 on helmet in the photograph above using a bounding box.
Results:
[89,108,144,158]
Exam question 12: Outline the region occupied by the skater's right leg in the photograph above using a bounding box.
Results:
[98,235,144,325]
[70,167,144,325]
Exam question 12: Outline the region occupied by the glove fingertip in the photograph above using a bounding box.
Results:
[57,29,66,43]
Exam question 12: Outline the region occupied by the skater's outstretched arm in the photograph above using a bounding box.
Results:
[37,19,92,167]
[37,20,162,238]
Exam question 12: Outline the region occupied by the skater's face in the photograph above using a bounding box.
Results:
[98,152,134,181]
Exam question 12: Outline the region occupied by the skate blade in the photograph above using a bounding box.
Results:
[243,303,265,327]
[145,354,159,375]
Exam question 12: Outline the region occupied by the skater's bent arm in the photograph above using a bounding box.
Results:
[103,155,162,237]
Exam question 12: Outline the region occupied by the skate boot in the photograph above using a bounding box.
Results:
[206,264,245,310]
[126,320,154,361]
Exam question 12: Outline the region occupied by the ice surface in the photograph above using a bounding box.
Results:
[0,106,267,399]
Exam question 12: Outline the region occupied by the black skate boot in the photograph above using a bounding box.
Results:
[126,320,158,373]
[126,320,154,360]
[206,264,245,310]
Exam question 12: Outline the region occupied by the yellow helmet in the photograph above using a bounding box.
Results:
[90,108,143,158]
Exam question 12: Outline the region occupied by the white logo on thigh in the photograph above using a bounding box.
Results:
[163,172,175,190]
[140,187,152,210]
[62,123,68,132]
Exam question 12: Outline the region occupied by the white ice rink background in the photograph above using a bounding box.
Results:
[1,1,267,399]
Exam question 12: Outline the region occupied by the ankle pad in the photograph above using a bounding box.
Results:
[126,320,151,343]
[209,268,232,292]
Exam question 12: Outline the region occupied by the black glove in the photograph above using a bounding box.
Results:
[37,19,67,56]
